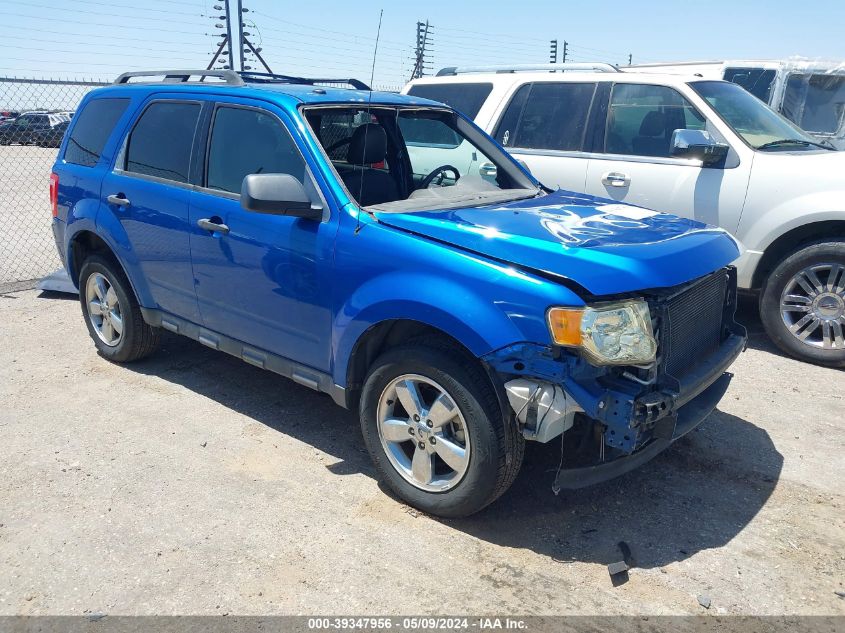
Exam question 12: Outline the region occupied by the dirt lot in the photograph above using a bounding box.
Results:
[0,290,843,616]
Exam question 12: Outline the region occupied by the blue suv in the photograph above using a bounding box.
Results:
[50,70,746,517]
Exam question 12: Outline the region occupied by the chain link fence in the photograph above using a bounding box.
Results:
[0,77,108,292]
[0,77,403,293]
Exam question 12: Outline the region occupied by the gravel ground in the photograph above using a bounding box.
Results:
[0,290,843,616]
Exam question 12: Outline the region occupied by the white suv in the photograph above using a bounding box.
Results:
[404,63,845,367]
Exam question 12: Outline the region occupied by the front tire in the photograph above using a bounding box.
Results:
[79,255,160,362]
[760,240,845,367]
[359,342,524,518]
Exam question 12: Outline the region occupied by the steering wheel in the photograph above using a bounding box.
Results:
[419,164,461,188]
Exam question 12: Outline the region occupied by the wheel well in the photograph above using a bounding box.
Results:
[68,231,120,287]
[345,319,493,410]
[753,221,845,289]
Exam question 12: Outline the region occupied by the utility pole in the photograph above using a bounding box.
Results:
[562,40,568,63]
[208,1,271,73]
[224,0,235,69]
[549,39,558,64]
[237,0,246,71]
[411,20,432,81]
[628,53,633,66]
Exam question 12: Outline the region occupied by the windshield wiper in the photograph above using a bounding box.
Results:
[756,138,832,151]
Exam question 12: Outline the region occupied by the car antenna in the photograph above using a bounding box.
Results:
[355,8,383,235]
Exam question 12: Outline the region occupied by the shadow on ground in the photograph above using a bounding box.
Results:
[39,290,783,571]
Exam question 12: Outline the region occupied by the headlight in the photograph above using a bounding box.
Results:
[547,300,657,365]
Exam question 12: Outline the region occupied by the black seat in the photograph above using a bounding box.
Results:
[632,110,670,157]
[338,123,399,206]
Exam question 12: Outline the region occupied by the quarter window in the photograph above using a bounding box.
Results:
[125,102,200,183]
[206,106,305,195]
[605,84,705,158]
[65,98,129,167]
[493,82,596,151]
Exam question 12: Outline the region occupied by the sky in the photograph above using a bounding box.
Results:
[2,0,844,90]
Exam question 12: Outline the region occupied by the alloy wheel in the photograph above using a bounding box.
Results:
[780,263,845,349]
[376,374,471,492]
[85,272,124,347]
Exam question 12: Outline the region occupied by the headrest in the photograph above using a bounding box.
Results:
[347,123,386,165]
[639,111,666,137]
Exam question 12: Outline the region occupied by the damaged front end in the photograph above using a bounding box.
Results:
[483,267,747,490]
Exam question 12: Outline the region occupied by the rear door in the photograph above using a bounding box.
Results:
[582,82,751,232]
[489,81,598,192]
[101,97,202,322]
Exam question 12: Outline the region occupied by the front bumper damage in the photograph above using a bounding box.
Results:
[482,269,747,490]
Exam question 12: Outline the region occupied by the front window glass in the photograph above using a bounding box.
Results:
[782,73,845,134]
[605,83,705,157]
[723,67,777,103]
[206,106,305,194]
[305,106,537,211]
[691,80,823,150]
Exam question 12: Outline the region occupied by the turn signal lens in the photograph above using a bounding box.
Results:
[547,307,583,347]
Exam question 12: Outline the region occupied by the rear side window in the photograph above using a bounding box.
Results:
[493,82,596,151]
[65,98,129,167]
[723,68,777,103]
[206,106,305,195]
[407,83,493,119]
[125,101,200,183]
[605,84,705,158]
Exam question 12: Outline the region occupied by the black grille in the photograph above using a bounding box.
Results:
[661,271,729,379]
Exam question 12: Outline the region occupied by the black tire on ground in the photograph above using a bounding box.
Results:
[760,240,845,368]
[359,341,524,518]
[79,254,160,363]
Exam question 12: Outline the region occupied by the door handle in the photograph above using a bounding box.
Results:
[197,217,230,235]
[601,172,631,187]
[106,193,131,207]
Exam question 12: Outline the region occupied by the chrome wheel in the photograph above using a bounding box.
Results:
[376,374,470,492]
[85,272,124,347]
[780,263,845,349]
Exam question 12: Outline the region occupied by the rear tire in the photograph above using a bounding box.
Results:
[359,341,524,518]
[760,240,845,367]
[79,255,160,363]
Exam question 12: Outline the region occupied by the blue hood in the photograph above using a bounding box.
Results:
[374,190,741,295]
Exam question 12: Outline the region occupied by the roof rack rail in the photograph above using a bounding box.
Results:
[436,63,621,76]
[114,69,244,85]
[237,71,371,91]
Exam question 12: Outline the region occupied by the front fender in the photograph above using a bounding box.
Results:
[740,193,845,254]
[333,271,531,388]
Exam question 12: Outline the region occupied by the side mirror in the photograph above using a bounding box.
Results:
[670,129,729,166]
[240,173,323,219]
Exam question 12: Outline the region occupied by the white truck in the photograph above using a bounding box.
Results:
[404,64,845,367]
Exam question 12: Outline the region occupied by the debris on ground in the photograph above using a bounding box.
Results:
[698,594,712,609]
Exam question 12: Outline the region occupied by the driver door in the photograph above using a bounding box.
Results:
[188,100,338,371]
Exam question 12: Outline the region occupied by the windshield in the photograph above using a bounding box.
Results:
[690,80,823,150]
[304,105,538,212]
